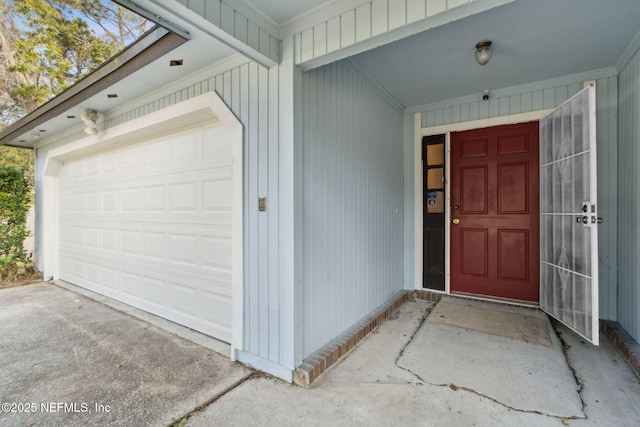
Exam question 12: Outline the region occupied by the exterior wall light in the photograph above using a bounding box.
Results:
[475,40,493,66]
[81,109,99,135]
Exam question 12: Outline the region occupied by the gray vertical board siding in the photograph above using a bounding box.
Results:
[403,113,415,290]
[618,48,640,343]
[35,60,285,367]
[415,70,619,320]
[596,77,618,321]
[175,0,280,65]
[301,61,404,359]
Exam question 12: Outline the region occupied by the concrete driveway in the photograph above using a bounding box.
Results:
[2,282,640,426]
[0,282,252,426]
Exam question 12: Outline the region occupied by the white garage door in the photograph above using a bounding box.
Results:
[58,123,234,343]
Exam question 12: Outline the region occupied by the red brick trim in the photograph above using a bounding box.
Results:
[294,290,413,386]
[601,320,640,379]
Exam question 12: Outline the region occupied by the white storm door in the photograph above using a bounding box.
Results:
[539,85,599,345]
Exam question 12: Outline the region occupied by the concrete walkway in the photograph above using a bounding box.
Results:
[188,298,640,426]
[2,283,640,426]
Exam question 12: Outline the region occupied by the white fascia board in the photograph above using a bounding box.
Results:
[138,0,280,66]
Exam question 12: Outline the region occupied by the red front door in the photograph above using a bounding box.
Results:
[450,122,539,302]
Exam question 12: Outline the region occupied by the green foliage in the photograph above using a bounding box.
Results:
[7,0,120,118]
[1,0,150,125]
[0,166,31,267]
[0,146,34,192]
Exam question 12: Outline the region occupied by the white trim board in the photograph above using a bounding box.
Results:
[413,109,554,293]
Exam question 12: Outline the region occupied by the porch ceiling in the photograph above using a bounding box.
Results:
[246,0,640,108]
[347,0,640,108]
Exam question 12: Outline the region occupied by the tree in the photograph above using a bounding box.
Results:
[0,1,24,124]
[0,0,149,126]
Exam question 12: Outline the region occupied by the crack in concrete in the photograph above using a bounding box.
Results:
[169,300,591,425]
[394,300,587,421]
[550,319,589,416]
[394,301,431,368]
[168,369,261,426]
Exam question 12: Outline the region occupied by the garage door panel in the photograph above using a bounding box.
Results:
[168,233,198,265]
[120,144,141,170]
[120,271,143,300]
[86,192,101,212]
[121,187,141,211]
[143,232,165,259]
[101,150,119,173]
[103,190,118,211]
[86,262,101,285]
[72,260,85,280]
[169,134,200,160]
[203,237,232,270]
[86,228,100,248]
[143,139,166,166]
[203,179,232,212]
[102,267,118,290]
[200,291,232,331]
[58,123,234,343]
[72,228,84,245]
[169,182,199,211]
[144,185,165,211]
[144,276,167,308]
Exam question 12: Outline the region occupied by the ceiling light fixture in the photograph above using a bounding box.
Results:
[81,109,99,135]
[475,40,493,66]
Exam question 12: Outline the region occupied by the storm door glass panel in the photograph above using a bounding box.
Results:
[540,85,599,345]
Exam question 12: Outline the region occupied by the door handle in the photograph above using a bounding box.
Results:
[452,218,460,225]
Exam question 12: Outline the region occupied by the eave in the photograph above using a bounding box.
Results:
[0,25,189,149]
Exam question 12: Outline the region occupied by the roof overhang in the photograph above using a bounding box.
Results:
[0,25,188,149]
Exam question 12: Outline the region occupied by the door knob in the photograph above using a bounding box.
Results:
[452,218,460,225]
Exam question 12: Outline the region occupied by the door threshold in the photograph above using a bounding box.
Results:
[450,291,539,310]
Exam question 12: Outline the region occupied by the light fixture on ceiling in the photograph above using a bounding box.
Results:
[475,40,493,66]
[81,109,99,135]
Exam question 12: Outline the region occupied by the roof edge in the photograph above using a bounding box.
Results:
[0,26,188,148]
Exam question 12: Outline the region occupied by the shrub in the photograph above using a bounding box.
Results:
[0,166,31,269]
